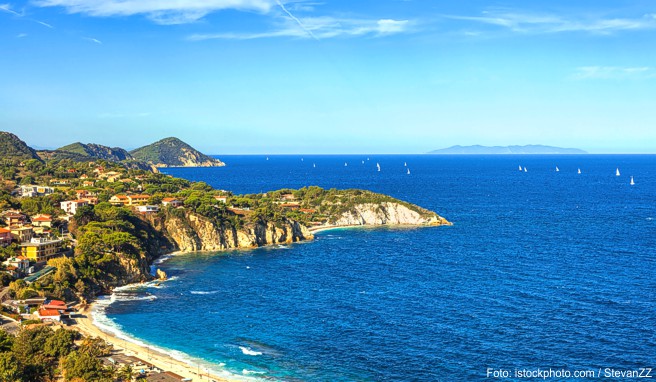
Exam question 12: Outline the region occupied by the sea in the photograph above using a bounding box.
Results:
[93,155,655,381]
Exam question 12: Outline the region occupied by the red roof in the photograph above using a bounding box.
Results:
[38,308,61,317]
[32,216,52,222]
[162,197,179,202]
[47,300,66,306]
[0,228,10,233]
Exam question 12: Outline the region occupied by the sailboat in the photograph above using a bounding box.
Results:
[361,160,364,164]
[556,166,560,172]
[519,165,522,171]
[313,163,316,168]
[404,162,407,167]
[344,162,348,167]
[630,176,635,186]
[266,157,269,161]
[616,168,621,176]
[301,158,304,162]
[407,168,410,175]
[578,168,581,174]
[377,163,381,172]
[524,167,527,172]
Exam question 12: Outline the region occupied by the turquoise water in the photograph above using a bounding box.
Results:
[99,155,655,381]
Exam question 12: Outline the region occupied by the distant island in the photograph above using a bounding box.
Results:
[427,145,588,155]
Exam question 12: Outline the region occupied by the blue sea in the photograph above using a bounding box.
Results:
[96,155,655,381]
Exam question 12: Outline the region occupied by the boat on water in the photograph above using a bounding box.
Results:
[407,168,410,175]
[519,165,522,171]
[404,162,407,167]
[578,168,581,174]
[524,167,527,172]
[616,168,621,176]
[630,176,635,186]
[345,162,348,167]
[313,163,316,168]
[556,166,560,172]
[377,163,381,172]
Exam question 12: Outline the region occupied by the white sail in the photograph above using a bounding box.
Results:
[377,163,381,172]
[630,176,635,185]
[616,168,620,176]
[578,168,581,174]
[404,162,407,167]
[519,165,522,171]
[345,162,348,167]
[313,163,316,168]
[524,167,527,172]
[407,168,410,175]
[556,166,560,172]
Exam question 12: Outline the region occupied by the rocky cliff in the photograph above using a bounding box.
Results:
[327,202,451,228]
[130,137,225,168]
[147,210,313,252]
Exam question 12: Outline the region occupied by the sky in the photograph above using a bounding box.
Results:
[1,0,655,154]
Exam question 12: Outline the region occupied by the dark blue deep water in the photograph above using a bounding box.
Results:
[102,155,655,381]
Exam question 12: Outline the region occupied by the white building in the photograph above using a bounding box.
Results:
[60,200,89,215]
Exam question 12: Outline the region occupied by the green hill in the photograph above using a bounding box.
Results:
[0,131,43,162]
[130,137,224,167]
[57,142,134,161]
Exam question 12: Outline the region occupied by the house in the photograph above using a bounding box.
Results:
[281,193,296,201]
[0,228,12,246]
[21,238,64,263]
[42,299,67,311]
[82,181,95,187]
[213,196,228,204]
[49,179,70,185]
[81,196,99,205]
[2,211,26,226]
[36,308,61,322]
[20,185,54,197]
[60,200,89,215]
[11,226,33,243]
[31,215,52,228]
[79,174,89,180]
[75,190,90,199]
[162,198,183,207]
[135,205,160,214]
[110,195,129,206]
[127,194,150,206]
[3,256,30,272]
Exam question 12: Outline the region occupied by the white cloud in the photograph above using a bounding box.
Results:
[0,3,21,15]
[33,0,277,24]
[84,36,102,44]
[573,66,656,80]
[448,10,656,35]
[189,16,412,40]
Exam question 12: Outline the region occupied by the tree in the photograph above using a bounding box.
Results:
[63,350,112,381]
[0,330,13,352]
[44,329,78,358]
[0,352,23,382]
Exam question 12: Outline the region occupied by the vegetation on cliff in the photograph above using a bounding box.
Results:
[130,137,225,167]
[0,132,42,163]
[57,142,134,162]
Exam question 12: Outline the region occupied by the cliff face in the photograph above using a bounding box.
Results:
[148,211,313,252]
[329,202,451,227]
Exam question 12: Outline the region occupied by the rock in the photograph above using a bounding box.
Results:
[156,268,167,280]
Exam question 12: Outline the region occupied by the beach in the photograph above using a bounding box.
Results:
[72,304,240,382]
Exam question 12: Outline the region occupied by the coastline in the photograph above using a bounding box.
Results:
[71,278,250,382]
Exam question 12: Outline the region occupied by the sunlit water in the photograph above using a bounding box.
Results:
[98,155,655,381]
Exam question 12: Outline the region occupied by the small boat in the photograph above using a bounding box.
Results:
[616,168,620,176]
[578,168,581,174]
[313,163,316,168]
[377,163,381,172]
[519,165,522,171]
[301,158,304,162]
[524,167,527,172]
[404,162,407,167]
[630,176,635,186]
[361,160,364,164]
[556,166,560,172]
[407,168,410,175]
[344,162,348,167]
[266,157,269,161]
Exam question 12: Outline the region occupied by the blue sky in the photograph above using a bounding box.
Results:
[1,0,655,154]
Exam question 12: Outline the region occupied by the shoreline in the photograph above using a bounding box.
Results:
[72,295,246,382]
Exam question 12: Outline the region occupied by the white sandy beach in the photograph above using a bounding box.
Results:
[72,304,242,382]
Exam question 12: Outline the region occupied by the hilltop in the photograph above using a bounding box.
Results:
[0,131,42,162]
[130,137,225,167]
[428,145,588,155]
[57,142,133,162]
